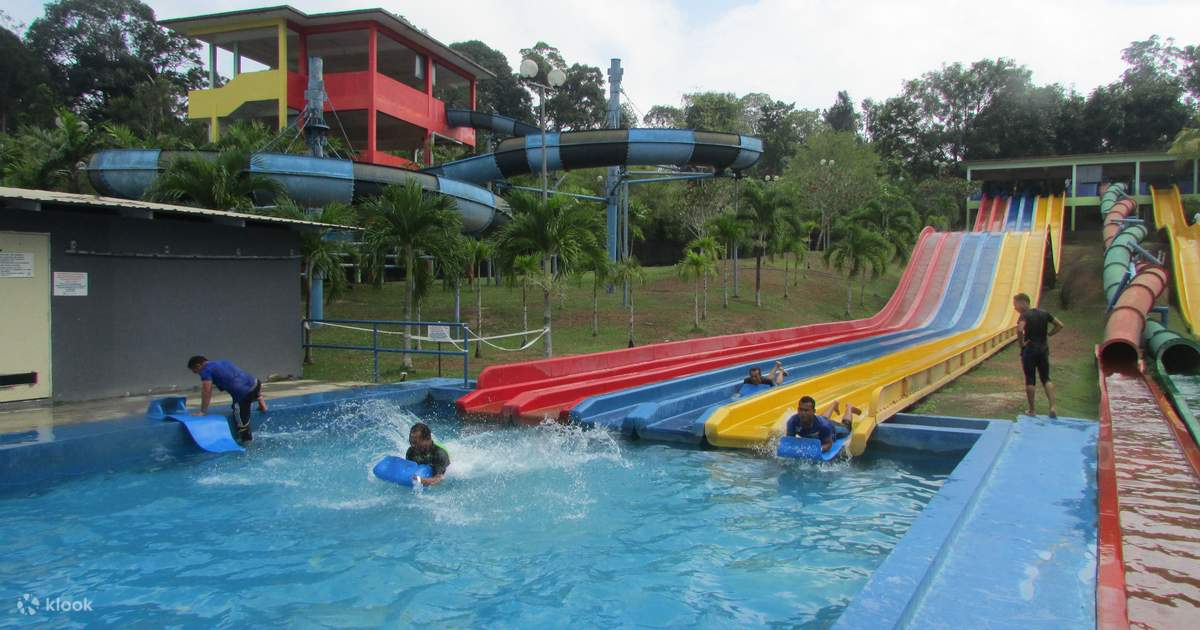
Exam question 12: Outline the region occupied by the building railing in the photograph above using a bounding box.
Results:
[301,318,469,386]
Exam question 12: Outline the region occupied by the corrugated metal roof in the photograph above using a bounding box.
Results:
[0,187,358,230]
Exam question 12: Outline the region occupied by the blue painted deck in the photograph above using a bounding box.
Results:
[837,415,1097,629]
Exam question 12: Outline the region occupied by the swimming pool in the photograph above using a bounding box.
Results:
[0,398,958,627]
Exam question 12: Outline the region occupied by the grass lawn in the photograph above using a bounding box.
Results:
[303,236,1117,421]
[304,255,904,382]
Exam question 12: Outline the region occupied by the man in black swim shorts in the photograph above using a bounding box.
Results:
[1013,293,1064,418]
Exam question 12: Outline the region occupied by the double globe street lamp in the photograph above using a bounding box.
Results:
[519,58,567,203]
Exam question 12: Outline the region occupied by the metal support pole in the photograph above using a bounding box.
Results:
[233,42,241,76]
[372,324,380,383]
[208,43,217,88]
[605,59,623,263]
[540,85,548,204]
[732,177,740,297]
[462,325,470,387]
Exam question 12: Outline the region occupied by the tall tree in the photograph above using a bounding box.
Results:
[785,129,882,251]
[824,221,891,316]
[706,212,747,308]
[824,90,860,134]
[519,42,606,131]
[26,0,205,133]
[677,250,716,330]
[0,28,53,132]
[449,40,534,123]
[613,256,645,347]
[738,179,792,307]
[496,192,602,356]
[362,183,463,369]
[686,235,721,320]
[683,92,746,132]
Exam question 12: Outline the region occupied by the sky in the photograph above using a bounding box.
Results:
[6,0,1200,117]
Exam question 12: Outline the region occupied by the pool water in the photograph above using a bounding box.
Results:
[0,399,957,628]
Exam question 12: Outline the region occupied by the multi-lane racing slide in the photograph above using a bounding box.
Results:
[459,226,951,422]
[468,193,1064,458]
[1151,185,1200,334]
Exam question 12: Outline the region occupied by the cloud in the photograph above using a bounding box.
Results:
[9,0,1200,116]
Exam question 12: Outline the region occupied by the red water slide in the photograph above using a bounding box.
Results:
[973,195,992,232]
[458,228,958,420]
[500,233,963,422]
[988,196,1010,231]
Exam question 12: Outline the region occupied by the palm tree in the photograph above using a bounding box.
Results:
[686,235,721,320]
[677,249,716,330]
[739,180,792,307]
[267,198,357,364]
[776,213,816,298]
[707,213,746,308]
[3,109,102,193]
[147,147,281,211]
[464,238,494,358]
[585,249,615,337]
[849,198,920,262]
[824,221,891,317]
[511,253,542,344]
[613,256,646,347]
[495,192,602,357]
[362,182,463,368]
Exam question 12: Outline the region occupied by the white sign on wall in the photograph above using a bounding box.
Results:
[0,252,34,278]
[52,272,88,296]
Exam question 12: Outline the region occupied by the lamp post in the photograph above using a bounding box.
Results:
[519,59,566,203]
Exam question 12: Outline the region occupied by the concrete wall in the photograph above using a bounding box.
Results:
[1,206,303,401]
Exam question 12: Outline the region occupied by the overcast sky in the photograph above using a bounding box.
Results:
[6,0,1199,117]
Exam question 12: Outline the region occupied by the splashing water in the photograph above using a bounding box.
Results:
[0,399,956,627]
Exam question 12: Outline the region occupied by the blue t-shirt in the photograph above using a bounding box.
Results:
[199,360,257,401]
[786,414,836,442]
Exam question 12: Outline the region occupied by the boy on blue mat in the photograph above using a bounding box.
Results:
[187,355,267,443]
[407,423,450,487]
[786,396,857,452]
[738,361,787,393]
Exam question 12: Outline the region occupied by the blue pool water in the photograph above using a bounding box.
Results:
[0,399,957,628]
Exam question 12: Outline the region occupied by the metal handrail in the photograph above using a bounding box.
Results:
[302,318,469,386]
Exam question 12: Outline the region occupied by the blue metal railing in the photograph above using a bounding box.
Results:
[302,318,469,386]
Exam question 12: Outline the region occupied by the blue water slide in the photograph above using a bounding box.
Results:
[422,129,764,186]
[146,397,244,453]
[1019,194,1036,231]
[86,149,511,235]
[570,234,1002,444]
[445,108,541,137]
[1005,195,1024,231]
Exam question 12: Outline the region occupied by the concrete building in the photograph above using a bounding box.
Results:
[0,187,350,403]
[163,5,494,168]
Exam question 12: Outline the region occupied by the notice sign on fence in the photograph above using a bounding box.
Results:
[53,272,88,296]
[0,252,34,277]
[427,325,453,342]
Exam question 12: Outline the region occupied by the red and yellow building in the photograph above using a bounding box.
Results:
[162,6,491,168]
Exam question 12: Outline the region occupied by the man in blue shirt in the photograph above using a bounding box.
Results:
[785,396,856,452]
[187,356,266,442]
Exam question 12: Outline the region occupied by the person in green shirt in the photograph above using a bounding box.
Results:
[406,423,450,487]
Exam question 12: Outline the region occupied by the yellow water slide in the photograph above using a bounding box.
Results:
[1151,185,1200,334]
[705,231,1048,455]
[1035,194,1066,274]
